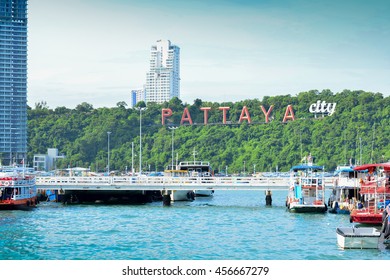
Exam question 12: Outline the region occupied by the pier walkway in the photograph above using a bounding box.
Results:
[35,176,333,191]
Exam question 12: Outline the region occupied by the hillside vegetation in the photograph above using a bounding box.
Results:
[28,90,390,173]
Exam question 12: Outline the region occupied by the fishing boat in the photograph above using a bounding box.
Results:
[0,173,37,210]
[286,155,327,213]
[328,166,365,214]
[349,163,390,225]
[336,227,381,249]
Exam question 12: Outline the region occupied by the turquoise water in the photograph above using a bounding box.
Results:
[1,190,389,260]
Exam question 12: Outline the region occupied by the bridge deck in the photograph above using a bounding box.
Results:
[35,176,333,191]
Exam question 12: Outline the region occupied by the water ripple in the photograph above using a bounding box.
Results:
[0,191,390,260]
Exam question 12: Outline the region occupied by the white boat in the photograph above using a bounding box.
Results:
[177,161,214,197]
[163,170,195,202]
[286,155,327,213]
[336,227,381,249]
[328,166,365,214]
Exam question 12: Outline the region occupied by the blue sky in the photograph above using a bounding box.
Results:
[28,0,390,108]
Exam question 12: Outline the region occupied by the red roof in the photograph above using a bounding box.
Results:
[354,163,390,172]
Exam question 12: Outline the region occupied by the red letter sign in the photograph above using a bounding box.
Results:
[282,105,295,122]
[180,108,193,125]
[219,107,230,124]
[239,106,251,123]
[161,108,172,125]
[261,105,274,123]
[200,107,211,125]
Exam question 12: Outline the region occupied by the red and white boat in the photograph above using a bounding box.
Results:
[349,163,390,225]
[0,174,37,210]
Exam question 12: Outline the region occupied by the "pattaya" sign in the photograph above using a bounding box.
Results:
[161,100,336,125]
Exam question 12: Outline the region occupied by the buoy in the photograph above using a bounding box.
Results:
[265,190,272,206]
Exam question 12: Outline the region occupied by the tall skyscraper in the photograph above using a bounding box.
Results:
[145,40,180,104]
[0,0,28,164]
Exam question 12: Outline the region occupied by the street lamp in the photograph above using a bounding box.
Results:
[243,161,246,176]
[131,141,134,176]
[135,107,146,175]
[168,126,178,170]
[253,164,256,176]
[107,131,111,175]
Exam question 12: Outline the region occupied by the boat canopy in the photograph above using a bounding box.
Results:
[334,167,354,174]
[354,163,390,172]
[290,165,323,171]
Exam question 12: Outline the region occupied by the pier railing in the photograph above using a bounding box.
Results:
[35,176,333,191]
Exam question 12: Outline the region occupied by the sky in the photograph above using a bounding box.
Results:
[28,0,390,109]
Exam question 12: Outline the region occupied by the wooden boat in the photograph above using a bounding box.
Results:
[0,174,37,210]
[336,227,381,249]
[286,155,327,213]
[349,163,390,225]
[328,166,365,214]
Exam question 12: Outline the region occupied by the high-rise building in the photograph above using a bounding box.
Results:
[0,0,28,164]
[130,87,145,108]
[145,40,180,104]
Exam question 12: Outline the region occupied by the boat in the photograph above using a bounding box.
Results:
[336,227,381,249]
[0,173,37,210]
[177,161,214,197]
[163,170,196,201]
[286,155,327,213]
[328,165,366,214]
[349,163,390,225]
[380,204,390,248]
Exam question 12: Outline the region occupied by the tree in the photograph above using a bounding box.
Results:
[116,101,128,108]
[75,102,94,113]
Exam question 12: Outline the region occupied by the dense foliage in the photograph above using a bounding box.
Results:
[27,90,390,173]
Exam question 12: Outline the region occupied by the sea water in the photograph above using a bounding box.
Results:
[0,190,389,260]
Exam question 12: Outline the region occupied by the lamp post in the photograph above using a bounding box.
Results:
[131,141,134,176]
[168,126,178,170]
[135,107,146,175]
[253,164,256,176]
[107,131,111,175]
[243,161,246,176]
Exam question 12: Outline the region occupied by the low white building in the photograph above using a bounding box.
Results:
[33,148,65,171]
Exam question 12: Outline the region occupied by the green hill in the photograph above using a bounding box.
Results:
[27,89,390,173]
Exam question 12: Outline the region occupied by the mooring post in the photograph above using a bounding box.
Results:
[162,190,171,206]
[265,190,272,206]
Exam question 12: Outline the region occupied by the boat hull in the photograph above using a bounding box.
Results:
[350,210,383,225]
[288,203,327,213]
[336,227,380,249]
[170,190,195,201]
[0,197,37,210]
[329,208,350,214]
[194,190,214,197]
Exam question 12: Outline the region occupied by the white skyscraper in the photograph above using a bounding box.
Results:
[145,40,180,103]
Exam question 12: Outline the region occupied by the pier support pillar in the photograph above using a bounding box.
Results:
[265,190,272,206]
[162,190,171,206]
